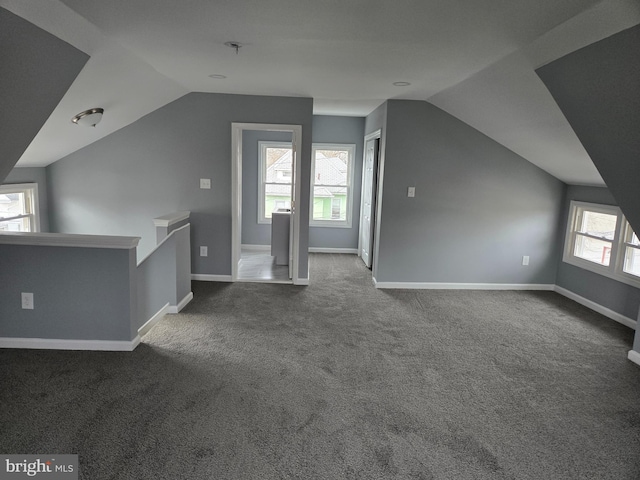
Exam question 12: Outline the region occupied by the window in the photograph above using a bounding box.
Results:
[563,201,640,287]
[258,142,292,223]
[0,183,40,233]
[310,144,355,228]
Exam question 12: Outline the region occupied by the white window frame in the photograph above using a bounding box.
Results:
[310,143,355,228]
[563,200,640,288]
[258,141,293,224]
[0,183,40,233]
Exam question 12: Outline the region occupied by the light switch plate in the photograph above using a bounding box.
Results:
[21,292,34,310]
[408,187,415,198]
[522,256,530,266]
[200,246,208,257]
[200,178,211,189]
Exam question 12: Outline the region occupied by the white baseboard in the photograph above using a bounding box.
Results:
[295,277,310,286]
[168,292,193,313]
[554,286,637,330]
[0,336,140,351]
[373,280,555,291]
[192,274,233,282]
[628,350,640,366]
[308,247,358,254]
[241,244,271,252]
[138,302,170,337]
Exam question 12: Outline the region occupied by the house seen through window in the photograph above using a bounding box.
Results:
[311,144,355,228]
[0,183,39,233]
[259,142,293,223]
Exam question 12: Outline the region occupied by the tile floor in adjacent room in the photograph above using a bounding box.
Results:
[238,247,290,283]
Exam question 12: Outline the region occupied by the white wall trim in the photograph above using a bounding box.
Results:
[152,211,190,228]
[168,292,193,313]
[554,286,637,330]
[0,336,140,351]
[0,231,140,249]
[138,302,170,337]
[309,247,358,254]
[192,274,233,282]
[241,244,271,252]
[628,350,640,366]
[295,277,310,286]
[373,281,555,291]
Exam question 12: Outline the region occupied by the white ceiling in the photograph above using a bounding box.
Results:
[4,0,640,185]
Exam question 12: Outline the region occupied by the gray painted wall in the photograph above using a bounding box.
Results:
[241,130,292,246]
[310,116,365,250]
[4,167,50,232]
[375,100,565,284]
[137,224,191,329]
[47,92,313,279]
[0,7,88,182]
[0,244,135,341]
[365,102,387,137]
[537,25,640,234]
[556,185,640,320]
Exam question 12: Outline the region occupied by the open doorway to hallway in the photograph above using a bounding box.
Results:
[231,123,303,284]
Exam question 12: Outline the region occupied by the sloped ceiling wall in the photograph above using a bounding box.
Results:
[537,24,640,232]
[0,7,88,183]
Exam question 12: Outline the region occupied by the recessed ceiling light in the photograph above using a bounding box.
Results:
[393,82,411,87]
[208,74,227,79]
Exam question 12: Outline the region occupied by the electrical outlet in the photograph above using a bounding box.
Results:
[407,186,415,198]
[200,246,208,257]
[21,292,34,310]
[200,178,211,189]
[522,256,530,266]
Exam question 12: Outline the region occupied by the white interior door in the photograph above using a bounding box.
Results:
[359,134,379,268]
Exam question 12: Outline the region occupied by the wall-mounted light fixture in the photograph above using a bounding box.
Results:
[71,108,104,127]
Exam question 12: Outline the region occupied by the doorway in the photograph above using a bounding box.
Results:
[231,123,303,284]
[359,130,381,271]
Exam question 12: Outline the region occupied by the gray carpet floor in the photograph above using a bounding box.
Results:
[2,253,640,479]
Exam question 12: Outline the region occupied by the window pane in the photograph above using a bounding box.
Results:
[628,228,639,246]
[0,217,30,232]
[579,210,617,240]
[624,246,640,277]
[574,233,612,266]
[312,186,347,221]
[314,151,349,186]
[0,192,26,219]
[265,148,292,184]
[264,183,291,219]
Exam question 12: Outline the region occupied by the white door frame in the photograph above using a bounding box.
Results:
[231,122,303,284]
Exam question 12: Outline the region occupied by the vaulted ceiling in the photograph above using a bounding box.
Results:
[2,0,639,186]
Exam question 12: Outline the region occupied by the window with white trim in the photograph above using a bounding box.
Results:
[0,183,40,233]
[563,201,640,287]
[310,144,355,228]
[258,142,293,224]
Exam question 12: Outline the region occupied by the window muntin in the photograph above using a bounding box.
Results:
[258,142,292,223]
[0,184,39,232]
[563,201,640,287]
[310,144,355,228]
